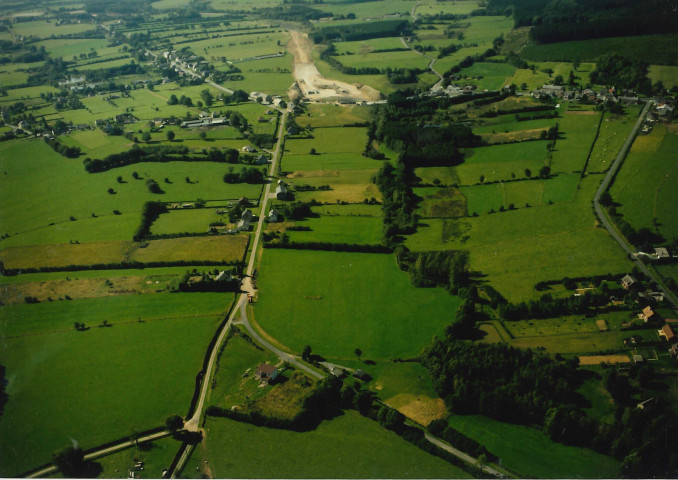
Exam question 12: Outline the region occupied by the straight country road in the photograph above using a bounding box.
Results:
[592,100,678,312]
[424,433,504,477]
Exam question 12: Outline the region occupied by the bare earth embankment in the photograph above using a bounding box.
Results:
[287,30,381,102]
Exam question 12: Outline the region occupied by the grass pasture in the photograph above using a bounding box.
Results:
[286,214,383,244]
[0,235,248,270]
[91,436,182,479]
[586,110,640,173]
[610,126,678,241]
[550,111,601,173]
[407,177,632,300]
[253,250,462,361]
[457,141,549,185]
[458,62,515,91]
[295,103,373,128]
[0,293,230,477]
[521,33,678,65]
[0,139,263,247]
[446,415,620,478]
[202,411,469,478]
[286,169,382,204]
[333,49,431,72]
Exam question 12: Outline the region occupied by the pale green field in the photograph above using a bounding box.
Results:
[415,0,481,16]
[314,0,416,18]
[649,65,678,89]
[407,176,632,301]
[550,111,602,173]
[35,38,111,59]
[334,50,431,71]
[11,20,97,38]
[333,37,407,55]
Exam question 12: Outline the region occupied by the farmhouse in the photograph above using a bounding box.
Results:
[236,210,254,232]
[254,154,269,165]
[256,363,278,383]
[670,343,678,358]
[215,271,234,282]
[658,324,676,343]
[241,145,257,153]
[621,274,637,289]
[639,306,655,323]
[654,247,670,258]
[275,180,290,200]
[267,209,279,223]
[353,369,370,380]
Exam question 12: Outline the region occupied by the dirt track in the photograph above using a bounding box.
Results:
[286,30,381,102]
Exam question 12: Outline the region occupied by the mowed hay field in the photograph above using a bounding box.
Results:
[407,177,632,301]
[0,293,231,477]
[253,250,462,360]
[0,235,249,270]
[610,125,678,241]
[202,412,470,479]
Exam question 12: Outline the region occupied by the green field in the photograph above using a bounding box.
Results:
[0,140,263,246]
[286,214,383,244]
[446,415,620,478]
[0,293,232,476]
[407,176,632,300]
[507,62,595,91]
[90,436,182,479]
[521,33,678,65]
[456,141,549,185]
[333,49,431,71]
[648,65,678,89]
[315,0,416,19]
[333,37,407,55]
[253,250,462,360]
[201,412,470,478]
[610,125,678,242]
[550,111,601,173]
[586,109,641,173]
[295,103,373,128]
[458,62,515,91]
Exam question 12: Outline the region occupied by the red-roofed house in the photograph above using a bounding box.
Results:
[658,324,676,343]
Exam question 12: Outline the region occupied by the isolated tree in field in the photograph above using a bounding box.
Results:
[166,130,175,141]
[165,414,184,432]
[309,147,317,155]
[200,89,214,107]
[354,348,362,359]
[554,74,563,85]
[146,178,163,194]
[52,445,85,477]
[142,131,151,142]
[116,175,123,183]
[107,188,115,194]
[539,166,551,178]
[168,94,178,105]
[479,175,485,183]
[132,171,139,180]
[199,131,207,140]
[302,345,312,361]
[525,168,531,177]
[195,198,206,208]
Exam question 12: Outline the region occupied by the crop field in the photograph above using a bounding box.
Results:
[333,49,431,71]
[648,65,678,89]
[10,20,97,38]
[285,168,381,204]
[0,235,248,270]
[415,186,467,218]
[446,415,619,478]
[0,266,209,286]
[332,37,407,55]
[550,111,601,173]
[295,103,373,128]
[0,140,263,246]
[202,412,469,479]
[456,141,549,185]
[507,62,595,91]
[408,177,631,300]
[228,55,294,95]
[150,209,229,235]
[610,126,678,241]
[458,62,515,91]
[286,127,368,155]
[253,250,462,360]
[521,33,678,65]
[314,0,416,19]
[586,109,640,173]
[415,0,480,16]
[0,292,230,477]
[286,215,383,244]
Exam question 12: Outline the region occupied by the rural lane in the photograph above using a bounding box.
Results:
[424,434,504,478]
[592,100,678,311]
[26,431,172,478]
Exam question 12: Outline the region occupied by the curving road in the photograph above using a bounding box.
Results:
[592,100,678,312]
[26,431,172,478]
[425,433,504,478]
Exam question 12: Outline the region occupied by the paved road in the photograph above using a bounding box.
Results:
[424,433,504,477]
[399,36,443,90]
[593,101,678,312]
[27,431,172,478]
[234,303,323,380]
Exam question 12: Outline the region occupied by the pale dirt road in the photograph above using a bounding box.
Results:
[287,30,382,102]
